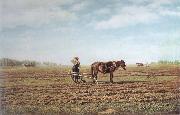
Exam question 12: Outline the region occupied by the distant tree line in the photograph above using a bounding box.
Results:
[0,58,22,66]
[43,62,57,66]
[157,60,180,65]
[0,58,59,67]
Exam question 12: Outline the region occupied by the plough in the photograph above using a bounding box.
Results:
[69,71,92,83]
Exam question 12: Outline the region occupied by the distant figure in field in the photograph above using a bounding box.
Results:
[136,63,144,67]
[71,57,80,73]
[145,63,150,67]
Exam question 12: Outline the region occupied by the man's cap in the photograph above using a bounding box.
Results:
[74,57,79,60]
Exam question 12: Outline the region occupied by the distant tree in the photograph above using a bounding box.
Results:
[158,60,180,65]
[174,60,180,65]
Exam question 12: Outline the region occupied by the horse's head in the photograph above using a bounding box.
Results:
[116,60,126,70]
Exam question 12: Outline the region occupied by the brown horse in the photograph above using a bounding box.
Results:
[91,60,126,83]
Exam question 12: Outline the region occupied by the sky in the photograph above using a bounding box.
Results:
[0,0,180,65]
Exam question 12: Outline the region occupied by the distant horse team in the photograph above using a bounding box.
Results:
[91,60,126,83]
[23,63,35,67]
[136,63,144,67]
[136,63,149,67]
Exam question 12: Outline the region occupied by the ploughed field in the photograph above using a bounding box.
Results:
[0,65,179,115]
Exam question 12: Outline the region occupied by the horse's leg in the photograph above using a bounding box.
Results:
[110,72,113,83]
[91,67,95,82]
[93,73,97,83]
[93,71,98,84]
[95,73,98,84]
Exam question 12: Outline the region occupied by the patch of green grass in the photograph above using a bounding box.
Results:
[3,77,74,87]
[3,100,179,115]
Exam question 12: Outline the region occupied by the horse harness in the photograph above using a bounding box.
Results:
[104,61,117,73]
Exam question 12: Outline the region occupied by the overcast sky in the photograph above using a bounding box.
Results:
[0,0,180,65]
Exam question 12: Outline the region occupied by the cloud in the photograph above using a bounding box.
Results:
[2,8,77,28]
[95,6,158,29]
[70,1,89,12]
[94,0,179,30]
[150,0,176,8]
[159,9,180,17]
[130,0,176,7]
[149,0,180,17]
[1,0,76,11]
[95,8,111,15]
[1,0,78,28]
